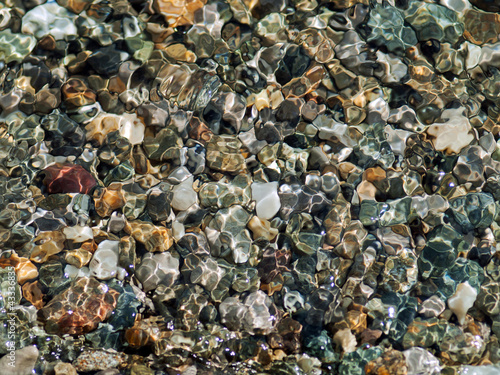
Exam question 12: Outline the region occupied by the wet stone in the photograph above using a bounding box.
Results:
[403,347,441,375]
[439,324,486,365]
[125,220,174,253]
[40,277,119,335]
[72,348,126,373]
[419,295,446,318]
[199,174,252,210]
[365,349,408,375]
[2,0,500,372]
[88,46,129,77]
[206,135,246,174]
[42,163,97,195]
[452,145,489,188]
[404,1,464,44]
[146,183,173,222]
[464,9,500,45]
[219,290,278,334]
[418,224,467,278]
[205,205,253,264]
[135,252,179,292]
[447,193,496,233]
[380,248,418,294]
[367,4,417,55]
[279,182,331,221]
[402,317,447,349]
[469,0,500,12]
[0,29,36,64]
[89,240,124,280]
[336,345,382,375]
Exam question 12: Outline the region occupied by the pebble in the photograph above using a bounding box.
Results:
[247,216,279,241]
[171,176,198,211]
[89,240,123,280]
[0,346,38,375]
[2,0,500,373]
[63,225,94,242]
[118,113,146,145]
[426,109,475,155]
[448,282,478,325]
[40,277,119,334]
[135,252,180,292]
[73,349,126,372]
[54,362,78,375]
[333,328,357,354]
[403,347,441,375]
[42,163,96,195]
[251,181,280,220]
[22,3,77,40]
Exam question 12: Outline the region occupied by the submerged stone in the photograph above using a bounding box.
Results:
[42,163,97,195]
[0,29,36,63]
[40,277,119,335]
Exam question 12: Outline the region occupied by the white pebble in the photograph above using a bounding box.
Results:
[251,181,280,220]
[171,176,198,211]
[63,225,94,242]
[333,328,357,353]
[448,281,477,325]
[172,221,185,241]
[22,3,77,40]
[119,113,145,145]
[89,240,120,280]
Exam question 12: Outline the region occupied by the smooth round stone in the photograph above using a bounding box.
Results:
[418,295,445,318]
[251,181,280,220]
[88,46,129,76]
[108,212,126,233]
[0,346,38,375]
[64,264,90,279]
[54,362,78,375]
[171,176,198,211]
[118,113,145,145]
[440,0,470,12]
[459,365,500,375]
[89,240,121,280]
[426,109,474,155]
[403,348,440,375]
[0,29,37,64]
[22,3,77,40]
[172,221,185,241]
[73,349,126,372]
[135,252,180,292]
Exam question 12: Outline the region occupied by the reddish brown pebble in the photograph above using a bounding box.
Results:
[40,277,119,335]
[43,163,97,194]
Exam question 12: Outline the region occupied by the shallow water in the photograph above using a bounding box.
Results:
[0,0,500,374]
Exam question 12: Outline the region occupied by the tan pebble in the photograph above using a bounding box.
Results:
[94,183,126,217]
[154,0,207,27]
[125,220,174,252]
[22,281,44,309]
[30,230,66,263]
[66,249,93,268]
[54,362,78,375]
[247,216,278,241]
